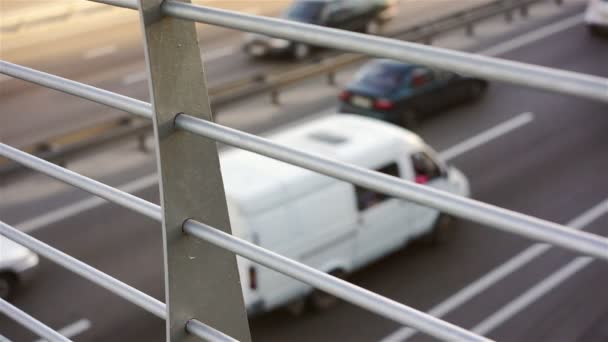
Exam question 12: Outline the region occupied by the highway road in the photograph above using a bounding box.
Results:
[1,0,496,148]
[1,1,608,342]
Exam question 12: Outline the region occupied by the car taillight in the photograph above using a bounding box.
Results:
[374,98,394,110]
[339,90,352,101]
[249,266,257,290]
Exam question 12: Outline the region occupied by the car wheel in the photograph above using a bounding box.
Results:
[284,297,307,316]
[401,109,418,130]
[293,43,310,61]
[0,273,16,300]
[420,214,454,246]
[309,270,345,311]
[468,81,485,100]
[366,20,381,35]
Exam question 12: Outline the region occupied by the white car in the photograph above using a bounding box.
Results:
[585,0,608,34]
[0,236,39,299]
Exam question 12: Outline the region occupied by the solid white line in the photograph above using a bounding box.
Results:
[18,174,157,234]
[203,46,237,62]
[34,318,92,342]
[439,112,534,161]
[83,45,117,60]
[471,256,592,335]
[480,14,583,57]
[122,70,147,85]
[381,198,608,342]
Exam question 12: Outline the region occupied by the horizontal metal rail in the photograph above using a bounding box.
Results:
[0,220,165,319]
[89,0,608,103]
[2,61,608,261]
[0,61,150,119]
[0,143,159,221]
[183,220,487,341]
[0,298,71,342]
[0,145,488,341]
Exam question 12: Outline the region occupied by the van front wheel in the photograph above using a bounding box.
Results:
[421,214,453,246]
[309,270,346,311]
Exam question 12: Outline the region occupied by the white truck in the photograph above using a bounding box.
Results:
[220,114,469,314]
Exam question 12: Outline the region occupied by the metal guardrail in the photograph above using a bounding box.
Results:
[0,0,573,178]
[1,0,607,341]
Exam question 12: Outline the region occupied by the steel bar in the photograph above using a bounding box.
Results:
[159,1,608,103]
[0,143,160,221]
[0,298,71,342]
[137,0,251,340]
[0,221,165,319]
[175,114,608,262]
[0,61,151,119]
[186,319,239,342]
[183,220,490,342]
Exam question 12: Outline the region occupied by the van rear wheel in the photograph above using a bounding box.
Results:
[0,273,16,300]
[309,270,346,311]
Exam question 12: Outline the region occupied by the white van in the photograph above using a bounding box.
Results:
[220,114,469,315]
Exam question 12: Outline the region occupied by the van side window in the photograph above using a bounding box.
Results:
[411,152,441,184]
[355,162,400,211]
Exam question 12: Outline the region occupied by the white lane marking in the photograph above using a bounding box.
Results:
[203,46,237,62]
[34,319,92,342]
[122,70,147,85]
[480,14,584,57]
[18,174,157,234]
[471,256,592,335]
[0,333,10,342]
[381,198,608,342]
[83,45,117,60]
[439,112,534,161]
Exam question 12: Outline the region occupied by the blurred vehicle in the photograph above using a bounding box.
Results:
[0,236,39,299]
[242,0,394,60]
[338,59,488,128]
[585,0,608,34]
[221,114,470,315]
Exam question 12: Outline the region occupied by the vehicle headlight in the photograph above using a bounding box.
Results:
[269,38,290,48]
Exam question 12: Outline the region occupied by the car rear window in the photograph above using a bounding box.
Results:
[284,1,325,22]
[354,61,408,92]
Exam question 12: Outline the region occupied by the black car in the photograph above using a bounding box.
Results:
[242,0,394,60]
[338,59,488,128]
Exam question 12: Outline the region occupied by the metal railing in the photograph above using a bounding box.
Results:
[1,0,607,341]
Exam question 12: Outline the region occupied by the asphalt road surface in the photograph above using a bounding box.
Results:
[1,2,607,342]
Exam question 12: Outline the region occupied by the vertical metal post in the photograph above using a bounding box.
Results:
[136,1,251,341]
